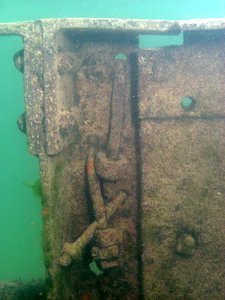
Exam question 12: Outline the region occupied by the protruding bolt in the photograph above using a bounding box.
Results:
[17,112,26,134]
[176,233,196,257]
[14,49,24,73]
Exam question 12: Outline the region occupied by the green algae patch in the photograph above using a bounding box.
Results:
[23,179,43,199]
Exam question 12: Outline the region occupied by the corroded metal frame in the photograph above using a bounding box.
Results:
[1,18,225,155]
[1,18,225,300]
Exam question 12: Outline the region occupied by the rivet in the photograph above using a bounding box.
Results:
[176,234,196,257]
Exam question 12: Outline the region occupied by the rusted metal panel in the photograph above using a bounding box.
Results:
[38,29,139,299]
[139,30,225,299]
[1,18,225,300]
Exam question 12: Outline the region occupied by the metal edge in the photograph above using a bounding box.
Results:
[0,18,225,36]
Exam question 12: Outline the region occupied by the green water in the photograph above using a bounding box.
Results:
[0,0,225,284]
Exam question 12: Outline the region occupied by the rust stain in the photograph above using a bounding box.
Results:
[87,157,95,176]
[82,294,90,300]
[41,208,48,215]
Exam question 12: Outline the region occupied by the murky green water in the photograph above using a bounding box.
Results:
[0,0,225,286]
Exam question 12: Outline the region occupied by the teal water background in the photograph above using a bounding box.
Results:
[0,0,225,282]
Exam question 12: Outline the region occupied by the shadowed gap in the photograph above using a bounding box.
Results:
[130,52,143,300]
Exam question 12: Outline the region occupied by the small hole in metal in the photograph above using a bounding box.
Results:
[181,96,195,111]
[114,53,127,60]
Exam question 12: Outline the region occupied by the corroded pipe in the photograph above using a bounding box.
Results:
[59,191,127,266]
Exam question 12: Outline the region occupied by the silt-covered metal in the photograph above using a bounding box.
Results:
[1,17,225,299]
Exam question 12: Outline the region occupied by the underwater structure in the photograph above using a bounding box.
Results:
[1,17,225,299]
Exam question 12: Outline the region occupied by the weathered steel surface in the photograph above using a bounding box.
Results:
[2,18,225,35]
[1,17,225,300]
[139,30,225,299]
[39,31,138,299]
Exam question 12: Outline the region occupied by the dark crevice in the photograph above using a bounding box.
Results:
[105,76,114,155]
[130,52,143,300]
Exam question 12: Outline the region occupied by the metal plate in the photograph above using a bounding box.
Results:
[139,30,225,299]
